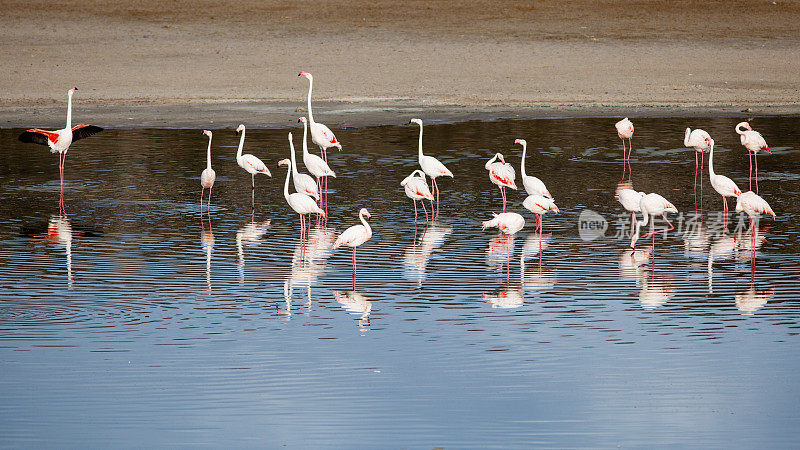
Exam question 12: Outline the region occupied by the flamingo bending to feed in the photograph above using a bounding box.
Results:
[615,117,634,176]
[617,188,645,237]
[235,124,271,207]
[18,87,103,200]
[288,129,320,201]
[200,130,216,215]
[630,193,678,264]
[278,133,325,238]
[298,117,335,210]
[333,208,373,285]
[482,212,525,236]
[735,121,770,194]
[523,194,559,259]
[401,170,434,226]
[486,153,517,212]
[410,119,453,217]
[515,139,551,198]
[708,138,742,216]
[684,127,712,211]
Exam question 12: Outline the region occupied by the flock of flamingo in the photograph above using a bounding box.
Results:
[18,73,778,287]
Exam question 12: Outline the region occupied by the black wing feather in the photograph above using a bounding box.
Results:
[18,131,51,146]
[72,125,103,142]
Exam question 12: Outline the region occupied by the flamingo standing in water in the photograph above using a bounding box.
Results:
[515,139,552,198]
[735,122,770,194]
[18,87,103,207]
[298,117,335,211]
[617,188,645,237]
[615,117,634,177]
[234,124,271,209]
[522,194,559,263]
[288,130,320,201]
[410,119,453,217]
[279,133,325,238]
[401,170,434,226]
[333,208,373,286]
[299,71,341,211]
[486,153,517,212]
[200,130,216,216]
[482,212,525,280]
[684,127,712,212]
[708,138,742,217]
[735,191,775,262]
[630,193,678,264]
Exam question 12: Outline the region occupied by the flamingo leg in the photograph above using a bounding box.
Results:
[754,153,759,194]
[500,186,507,212]
[433,178,440,218]
[627,138,633,178]
[421,199,429,223]
[723,196,728,215]
[630,211,637,237]
[251,174,256,210]
[538,214,543,269]
[207,187,212,215]
[694,151,698,213]
[700,151,705,213]
[748,150,753,192]
[200,187,205,214]
[352,247,357,289]
[651,220,656,268]
[621,138,627,179]
[413,199,418,228]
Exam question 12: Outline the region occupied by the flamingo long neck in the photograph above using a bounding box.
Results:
[206,136,212,170]
[485,154,498,170]
[302,121,310,157]
[684,128,691,147]
[289,138,299,177]
[306,77,315,124]
[708,141,717,177]
[66,91,73,129]
[236,127,245,162]
[735,123,747,135]
[520,143,528,178]
[283,164,291,203]
[416,122,424,161]
[360,211,372,236]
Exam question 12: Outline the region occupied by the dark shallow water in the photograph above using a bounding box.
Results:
[1,117,799,447]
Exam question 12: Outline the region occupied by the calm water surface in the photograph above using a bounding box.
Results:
[1,117,800,447]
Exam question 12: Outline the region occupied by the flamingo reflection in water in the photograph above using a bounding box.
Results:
[403,222,452,287]
[639,271,675,310]
[483,212,524,282]
[520,232,557,292]
[236,219,271,284]
[333,290,372,332]
[282,225,335,318]
[201,223,214,291]
[735,284,774,315]
[483,286,524,309]
[31,215,78,288]
[619,246,652,282]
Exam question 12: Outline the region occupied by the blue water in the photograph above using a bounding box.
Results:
[1,117,799,447]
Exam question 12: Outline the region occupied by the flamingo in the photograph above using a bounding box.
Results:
[288,129,320,201]
[18,87,103,205]
[630,193,678,264]
[615,117,634,177]
[234,124,271,208]
[410,118,453,217]
[278,133,325,238]
[684,127,712,212]
[482,212,525,235]
[486,153,517,212]
[735,191,775,263]
[736,121,770,194]
[298,72,342,155]
[298,116,335,211]
[200,130,216,215]
[522,194,559,263]
[515,139,551,198]
[617,188,645,237]
[708,138,742,217]
[401,169,434,226]
[333,208,373,286]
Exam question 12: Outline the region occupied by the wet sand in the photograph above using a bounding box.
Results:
[2,0,800,126]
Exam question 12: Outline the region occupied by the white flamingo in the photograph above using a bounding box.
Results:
[234,124,271,207]
[735,121,770,194]
[200,130,216,215]
[522,194,559,262]
[288,130,320,201]
[481,212,525,235]
[410,118,453,216]
[515,139,551,198]
[617,187,645,237]
[299,116,335,208]
[708,138,742,216]
[615,117,634,176]
[18,87,103,204]
[486,152,517,212]
[630,193,678,261]
[735,191,775,221]
[298,71,342,156]
[334,208,373,285]
[278,133,325,237]
[401,169,434,225]
[684,127,712,211]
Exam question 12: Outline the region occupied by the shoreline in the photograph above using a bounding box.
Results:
[3,100,799,129]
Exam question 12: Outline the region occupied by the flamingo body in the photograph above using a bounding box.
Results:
[736,122,769,154]
[334,208,373,249]
[684,128,711,152]
[288,131,319,200]
[299,71,342,152]
[617,188,645,213]
[735,191,775,219]
[615,118,634,139]
[707,138,742,214]
[515,139,551,198]
[522,194,559,216]
[235,125,271,177]
[401,170,434,201]
[482,212,525,235]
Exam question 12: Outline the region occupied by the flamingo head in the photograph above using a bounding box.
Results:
[299,71,312,80]
[69,87,78,94]
[409,118,422,126]
[514,138,526,147]
[236,124,245,133]
[277,158,290,167]
[497,153,506,164]
[744,122,753,131]
[203,130,212,138]
[360,208,372,220]
[298,117,307,124]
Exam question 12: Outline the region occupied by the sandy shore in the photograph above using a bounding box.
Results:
[2,0,799,126]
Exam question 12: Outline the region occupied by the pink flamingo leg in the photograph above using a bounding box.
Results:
[200,187,205,214]
[413,199,418,228]
[754,153,759,194]
[694,151,698,213]
[627,138,633,178]
[723,196,728,215]
[251,174,256,209]
[351,247,357,289]
[500,186,507,212]
[421,199,429,223]
[630,211,637,237]
[621,138,627,179]
[748,151,753,192]
[651,220,656,268]
[433,178,440,218]
[207,187,212,215]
